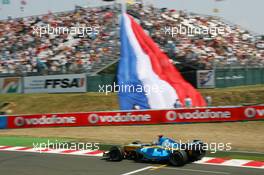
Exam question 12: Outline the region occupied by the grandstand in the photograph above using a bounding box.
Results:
[0,5,120,76]
[0,2,264,175]
[0,3,263,79]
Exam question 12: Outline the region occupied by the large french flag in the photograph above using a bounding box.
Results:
[118,14,206,110]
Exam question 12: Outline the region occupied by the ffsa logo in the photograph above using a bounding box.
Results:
[44,78,85,88]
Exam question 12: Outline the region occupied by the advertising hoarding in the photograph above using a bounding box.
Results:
[23,74,86,93]
[0,77,22,94]
[197,70,215,88]
[7,106,264,128]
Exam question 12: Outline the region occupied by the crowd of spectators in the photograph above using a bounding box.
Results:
[0,5,119,75]
[128,3,264,69]
[0,3,264,75]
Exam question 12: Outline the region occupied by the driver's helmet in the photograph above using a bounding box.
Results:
[157,135,165,145]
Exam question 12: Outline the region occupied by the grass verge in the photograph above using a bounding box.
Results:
[0,136,71,147]
[0,85,263,114]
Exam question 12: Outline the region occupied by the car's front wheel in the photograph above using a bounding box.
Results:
[108,146,124,161]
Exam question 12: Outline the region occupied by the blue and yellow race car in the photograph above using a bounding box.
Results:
[103,136,206,166]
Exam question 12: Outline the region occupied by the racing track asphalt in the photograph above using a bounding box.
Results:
[0,151,263,175]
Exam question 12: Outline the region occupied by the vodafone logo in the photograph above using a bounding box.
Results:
[166,111,177,121]
[166,109,231,121]
[88,114,100,124]
[13,115,76,127]
[87,113,151,124]
[244,108,256,118]
[14,117,25,127]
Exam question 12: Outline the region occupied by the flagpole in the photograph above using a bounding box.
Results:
[121,0,126,13]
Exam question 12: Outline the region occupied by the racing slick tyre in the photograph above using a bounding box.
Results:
[189,140,206,162]
[169,150,188,166]
[108,146,124,161]
[189,150,206,161]
[133,151,144,162]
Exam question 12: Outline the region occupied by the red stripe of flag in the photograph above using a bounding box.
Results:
[129,15,206,107]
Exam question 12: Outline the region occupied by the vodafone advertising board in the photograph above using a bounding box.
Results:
[7,113,85,128]
[162,108,236,123]
[7,110,160,128]
[7,106,264,129]
[86,110,160,126]
[23,74,86,93]
[162,106,264,123]
[241,106,264,120]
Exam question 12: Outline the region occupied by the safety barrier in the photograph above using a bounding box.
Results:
[3,105,264,129]
[215,68,264,88]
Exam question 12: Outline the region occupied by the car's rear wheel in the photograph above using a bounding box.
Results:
[189,141,206,161]
[108,146,124,161]
[169,150,188,166]
[189,149,206,162]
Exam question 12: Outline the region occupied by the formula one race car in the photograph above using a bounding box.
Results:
[103,136,206,166]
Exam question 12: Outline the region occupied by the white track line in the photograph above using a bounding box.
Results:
[160,167,230,174]
[120,166,153,175]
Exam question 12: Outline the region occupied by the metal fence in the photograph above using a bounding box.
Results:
[215,67,264,88]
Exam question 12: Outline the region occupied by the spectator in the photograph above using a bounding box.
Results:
[127,4,264,69]
[0,5,120,75]
[0,3,263,76]
[205,96,212,106]
[174,99,182,108]
[184,96,192,108]
[133,104,141,110]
